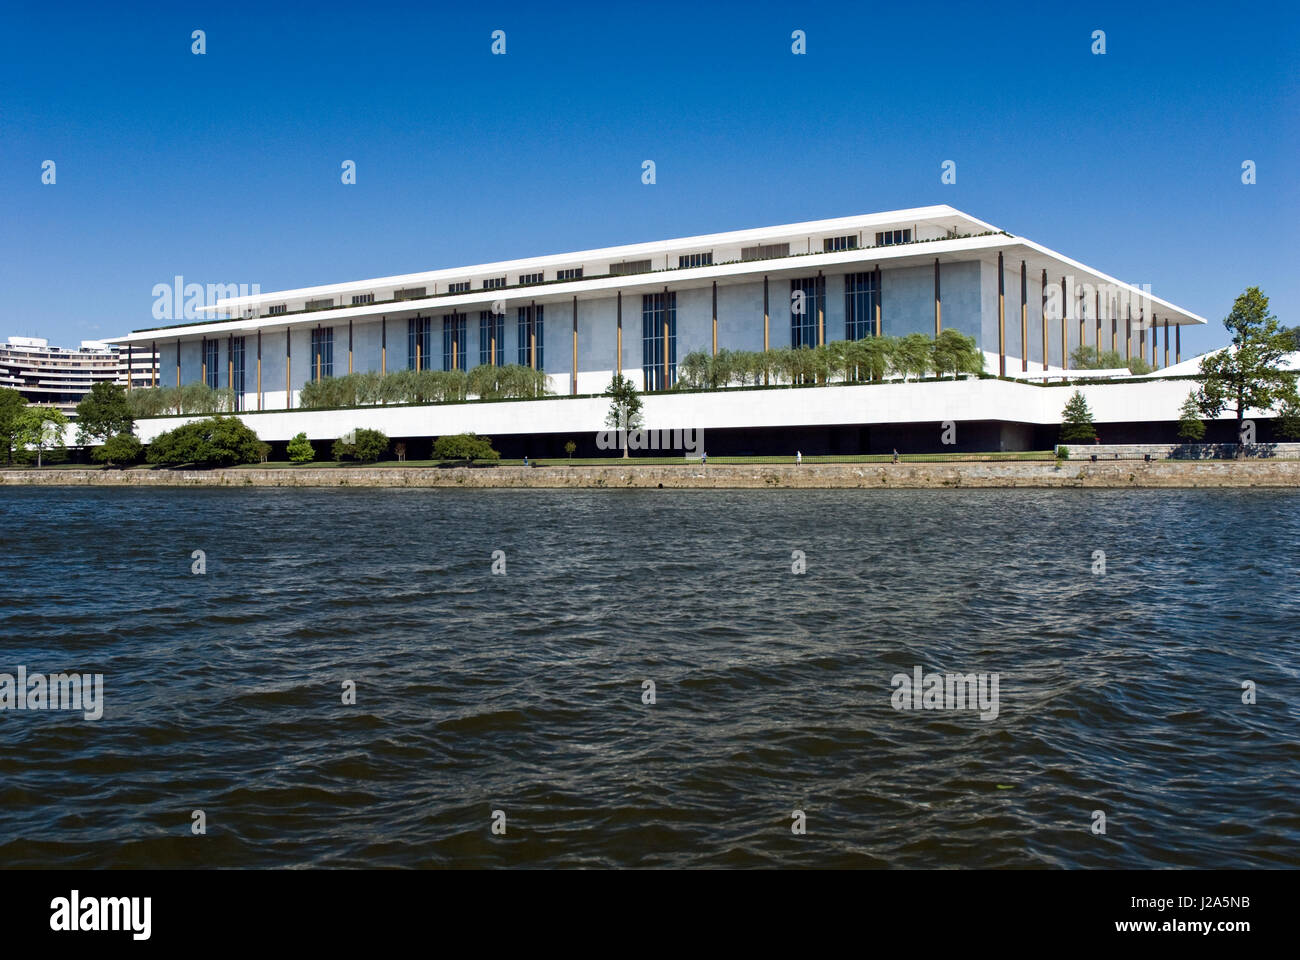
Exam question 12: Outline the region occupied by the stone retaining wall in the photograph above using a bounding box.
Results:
[4,460,1300,489]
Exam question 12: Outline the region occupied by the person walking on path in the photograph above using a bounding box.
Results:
[796,450,802,466]
[892,448,899,464]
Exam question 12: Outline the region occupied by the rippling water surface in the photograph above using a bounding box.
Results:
[0,487,1296,868]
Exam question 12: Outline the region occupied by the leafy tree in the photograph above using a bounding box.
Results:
[75,382,134,446]
[564,440,577,459]
[146,416,264,467]
[94,432,143,466]
[287,432,315,463]
[1060,390,1096,444]
[1176,394,1206,442]
[1274,402,1300,441]
[603,374,643,458]
[930,330,983,380]
[433,433,500,463]
[892,333,934,380]
[18,406,69,467]
[1127,356,1153,375]
[0,387,28,464]
[1194,287,1299,453]
[332,428,389,462]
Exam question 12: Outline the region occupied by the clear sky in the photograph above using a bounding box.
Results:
[1,1,1296,358]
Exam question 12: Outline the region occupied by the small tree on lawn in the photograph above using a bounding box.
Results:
[564,440,576,460]
[1060,390,1096,444]
[287,432,315,463]
[1180,392,1206,442]
[18,406,68,467]
[1194,287,1299,456]
[604,374,643,458]
[1176,394,1206,442]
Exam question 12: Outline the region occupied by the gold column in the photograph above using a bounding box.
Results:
[816,271,824,346]
[1040,268,1048,372]
[711,281,717,356]
[873,266,882,337]
[997,252,1005,377]
[934,258,941,337]
[572,295,578,396]
[616,292,622,375]
[1061,277,1068,370]
[1020,260,1027,373]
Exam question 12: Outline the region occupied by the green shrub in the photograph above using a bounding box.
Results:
[146,416,264,467]
[332,428,389,462]
[1055,445,1069,460]
[287,432,315,463]
[433,433,500,463]
[94,432,143,466]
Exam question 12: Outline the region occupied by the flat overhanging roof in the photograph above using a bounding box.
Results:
[108,208,1207,344]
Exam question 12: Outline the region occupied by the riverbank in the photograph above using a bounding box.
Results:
[3,459,1299,488]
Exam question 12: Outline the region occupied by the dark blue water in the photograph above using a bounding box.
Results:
[0,487,1296,868]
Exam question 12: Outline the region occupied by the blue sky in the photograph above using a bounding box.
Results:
[1,1,1296,357]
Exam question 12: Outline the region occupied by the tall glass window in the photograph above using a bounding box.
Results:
[408,316,432,369]
[845,272,878,340]
[479,311,504,366]
[442,314,467,371]
[310,327,334,379]
[641,292,677,390]
[203,339,219,388]
[230,336,245,409]
[790,277,823,347]
[517,305,544,368]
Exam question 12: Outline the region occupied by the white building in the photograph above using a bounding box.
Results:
[107,206,1218,454]
[0,337,157,415]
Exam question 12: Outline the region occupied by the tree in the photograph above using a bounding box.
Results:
[1274,402,1300,441]
[75,382,134,446]
[564,440,577,459]
[287,432,315,463]
[433,433,500,463]
[892,333,934,380]
[0,387,28,464]
[930,330,983,380]
[603,374,643,458]
[332,428,389,462]
[1176,394,1206,442]
[147,416,264,467]
[1194,287,1299,455]
[1060,390,1096,444]
[94,432,143,466]
[18,406,69,467]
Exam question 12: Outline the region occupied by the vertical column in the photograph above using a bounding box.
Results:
[1020,260,1028,372]
[934,258,941,337]
[315,324,322,381]
[1125,303,1132,364]
[1139,312,1146,364]
[1176,324,1181,364]
[873,266,882,337]
[997,252,1005,377]
[1152,313,1158,368]
[201,336,207,385]
[256,329,263,411]
[348,318,353,374]
[285,328,292,409]
[1040,268,1048,371]
[227,336,232,392]
[1110,297,1117,353]
[1163,319,1169,368]
[1094,290,1101,362]
[1060,277,1068,370]
[662,286,669,390]
[616,291,622,375]
[381,317,387,375]
[763,276,770,351]
[175,339,180,388]
[529,301,536,370]
[490,310,497,367]
[572,294,578,396]
[816,270,825,346]
[711,280,717,356]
